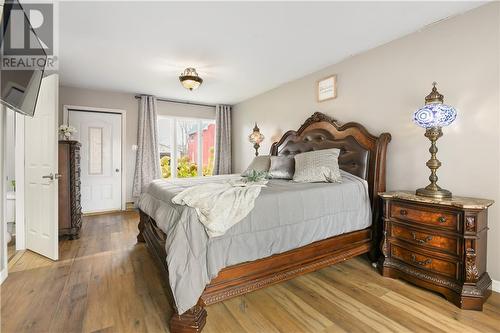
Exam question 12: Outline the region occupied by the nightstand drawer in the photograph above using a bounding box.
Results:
[390,203,458,230]
[391,224,459,255]
[391,245,458,279]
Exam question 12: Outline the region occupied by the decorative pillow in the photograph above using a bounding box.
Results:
[268,156,295,180]
[242,155,271,177]
[293,148,342,183]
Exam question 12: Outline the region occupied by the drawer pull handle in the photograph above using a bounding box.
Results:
[437,216,447,223]
[411,254,432,266]
[411,232,433,244]
[399,209,408,216]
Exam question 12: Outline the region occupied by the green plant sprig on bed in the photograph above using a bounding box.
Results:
[246,170,268,182]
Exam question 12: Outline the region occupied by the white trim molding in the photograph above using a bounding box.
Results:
[0,106,7,284]
[15,112,25,250]
[492,279,500,293]
[0,267,7,284]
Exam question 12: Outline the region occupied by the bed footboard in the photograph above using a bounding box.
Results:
[138,210,208,333]
[138,209,373,333]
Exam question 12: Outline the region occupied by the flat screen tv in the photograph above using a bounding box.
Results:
[0,0,46,117]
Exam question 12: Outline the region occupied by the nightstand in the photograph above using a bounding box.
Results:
[378,191,494,310]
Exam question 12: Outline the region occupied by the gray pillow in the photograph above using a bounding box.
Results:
[293,148,342,183]
[242,155,271,177]
[268,156,295,180]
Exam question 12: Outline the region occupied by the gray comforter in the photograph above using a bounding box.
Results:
[138,170,371,314]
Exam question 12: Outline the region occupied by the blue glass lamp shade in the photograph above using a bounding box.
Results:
[413,83,456,199]
[413,103,457,128]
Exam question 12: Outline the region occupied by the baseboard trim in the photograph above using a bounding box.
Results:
[82,210,123,217]
[0,267,8,284]
[492,279,500,293]
[126,201,136,211]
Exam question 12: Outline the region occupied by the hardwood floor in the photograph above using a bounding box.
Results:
[7,237,16,262]
[1,211,500,333]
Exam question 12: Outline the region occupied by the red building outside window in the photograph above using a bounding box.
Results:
[158,117,216,178]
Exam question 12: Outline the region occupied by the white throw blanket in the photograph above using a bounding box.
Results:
[171,180,267,237]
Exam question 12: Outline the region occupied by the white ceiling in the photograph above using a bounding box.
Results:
[59,1,485,105]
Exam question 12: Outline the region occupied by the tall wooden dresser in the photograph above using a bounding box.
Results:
[58,140,82,239]
[378,191,494,310]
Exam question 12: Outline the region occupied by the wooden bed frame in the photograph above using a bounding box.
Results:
[137,112,391,333]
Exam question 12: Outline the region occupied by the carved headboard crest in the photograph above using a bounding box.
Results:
[298,112,340,129]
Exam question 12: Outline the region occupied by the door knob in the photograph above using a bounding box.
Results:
[115,168,120,172]
[42,173,62,180]
[42,173,54,180]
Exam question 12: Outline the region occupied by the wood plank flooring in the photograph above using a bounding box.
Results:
[7,237,16,262]
[1,211,499,333]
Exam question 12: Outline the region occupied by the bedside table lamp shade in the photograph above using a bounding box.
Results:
[412,82,457,199]
[413,103,457,128]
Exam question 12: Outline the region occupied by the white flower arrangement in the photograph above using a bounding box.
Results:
[59,124,77,140]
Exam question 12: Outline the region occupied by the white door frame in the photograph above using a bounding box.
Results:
[1,110,26,255]
[15,112,25,250]
[1,107,8,283]
[63,105,126,211]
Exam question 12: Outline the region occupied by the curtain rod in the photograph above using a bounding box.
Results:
[134,95,216,108]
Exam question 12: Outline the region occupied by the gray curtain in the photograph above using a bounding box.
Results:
[214,104,232,175]
[132,95,161,197]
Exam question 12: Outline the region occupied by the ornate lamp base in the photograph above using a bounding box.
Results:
[416,127,453,200]
[253,143,260,156]
[416,186,452,199]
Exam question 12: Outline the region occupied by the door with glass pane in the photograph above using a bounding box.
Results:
[158,117,215,179]
[68,110,122,213]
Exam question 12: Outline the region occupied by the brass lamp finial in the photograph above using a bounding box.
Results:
[425,82,444,104]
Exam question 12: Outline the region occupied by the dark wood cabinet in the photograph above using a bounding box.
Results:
[379,191,494,310]
[58,140,82,239]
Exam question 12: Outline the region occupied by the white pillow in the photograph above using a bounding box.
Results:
[242,155,271,177]
[293,148,342,183]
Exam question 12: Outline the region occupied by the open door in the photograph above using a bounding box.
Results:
[24,74,59,260]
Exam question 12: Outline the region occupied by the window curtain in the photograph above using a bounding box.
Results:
[132,95,161,197]
[214,104,232,175]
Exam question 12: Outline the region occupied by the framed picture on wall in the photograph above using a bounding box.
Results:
[317,75,337,102]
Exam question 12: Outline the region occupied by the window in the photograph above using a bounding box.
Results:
[88,127,103,175]
[158,116,216,179]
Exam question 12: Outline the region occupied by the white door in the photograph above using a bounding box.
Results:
[25,74,59,260]
[68,111,122,213]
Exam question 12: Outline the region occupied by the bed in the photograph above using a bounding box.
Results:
[137,112,391,333]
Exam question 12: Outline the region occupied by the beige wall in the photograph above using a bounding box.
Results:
[59,86,215,202]
[233,3,500,282]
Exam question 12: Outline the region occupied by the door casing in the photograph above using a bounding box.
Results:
[15,112,25,250]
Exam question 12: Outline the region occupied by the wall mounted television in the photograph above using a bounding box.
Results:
[0,0,46,117]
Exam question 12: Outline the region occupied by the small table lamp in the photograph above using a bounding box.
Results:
[248,123,264,156]
[413,82,457,199]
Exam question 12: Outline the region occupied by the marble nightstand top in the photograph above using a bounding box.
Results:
[379,191,494,210]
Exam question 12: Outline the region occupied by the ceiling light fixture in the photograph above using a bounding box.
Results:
[179,67,203,91]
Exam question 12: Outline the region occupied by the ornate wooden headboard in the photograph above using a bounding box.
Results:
[270,112,391,242]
